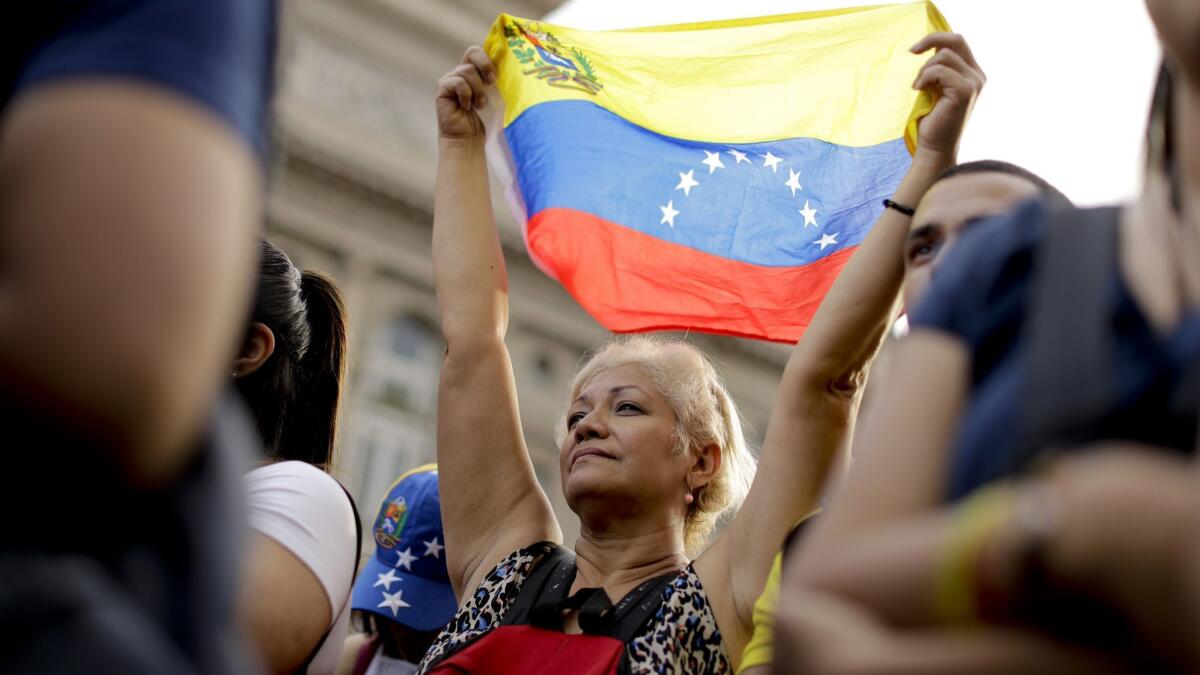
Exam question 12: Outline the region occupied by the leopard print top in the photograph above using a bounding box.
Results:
[418,543,731,674]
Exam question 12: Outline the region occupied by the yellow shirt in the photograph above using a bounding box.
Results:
[737,551,782,673]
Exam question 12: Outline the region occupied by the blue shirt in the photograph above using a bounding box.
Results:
[1,0,277,157]
[911,200,1200,501]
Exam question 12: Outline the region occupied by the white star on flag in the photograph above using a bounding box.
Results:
[727,149,750,164]
[761,152,783,173]
[394,547,417,571]
[785,169,803,196]
[799,200,819,228]
[660,200,680,228]
[701,150,725,174]
[423,537,445,558]
[815,232,839,250]
[373,568,401,590]
[675,170,699,197]
[378,589,411,616]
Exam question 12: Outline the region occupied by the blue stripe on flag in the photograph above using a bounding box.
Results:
[504,100,911,268]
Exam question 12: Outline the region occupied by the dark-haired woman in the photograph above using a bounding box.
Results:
[235,240,358,675]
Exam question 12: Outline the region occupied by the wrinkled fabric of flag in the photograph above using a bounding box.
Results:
[482,2,950,342]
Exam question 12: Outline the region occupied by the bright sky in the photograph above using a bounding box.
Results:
[545,1,1161,206]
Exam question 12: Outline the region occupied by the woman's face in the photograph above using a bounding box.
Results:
[559,363,687,523]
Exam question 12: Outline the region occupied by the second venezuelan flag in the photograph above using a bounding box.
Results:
[483,2,950,342]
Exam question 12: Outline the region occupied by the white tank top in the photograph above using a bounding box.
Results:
[244,461,357,675]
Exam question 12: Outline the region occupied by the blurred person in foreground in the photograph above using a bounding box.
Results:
[739,35,1080,675]
[236,240,360,674]
[772,451,1200,674]
[337,465,457,675]
[782,0,1200,671]
[0,1,277,673]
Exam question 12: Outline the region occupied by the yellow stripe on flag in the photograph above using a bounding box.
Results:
[483,2,950,152]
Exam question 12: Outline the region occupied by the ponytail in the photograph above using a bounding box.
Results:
[236,240,348,472]
[288,271,348,470]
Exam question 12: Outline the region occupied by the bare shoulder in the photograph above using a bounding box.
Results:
[241,532,333,672]
[691,534,753,660]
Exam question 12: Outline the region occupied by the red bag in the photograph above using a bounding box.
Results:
[424,546,674,675]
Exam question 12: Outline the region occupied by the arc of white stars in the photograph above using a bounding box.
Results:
[761,151,783,173]
[378,589,411,616]
[814,232,839,250]
[701,150,725,174]
[785,169,803,196]
[660,200,680,228]
[394,547,417,570]
[373,568,401,590]
[423,537,445,558]
[727,149,750,164]
[675,169,699,197]
[799,200,818,228]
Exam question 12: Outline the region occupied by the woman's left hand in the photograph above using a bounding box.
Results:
[909,32,986,168]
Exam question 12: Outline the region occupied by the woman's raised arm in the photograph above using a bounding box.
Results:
[700,33,986,641]
[433,47,561,600]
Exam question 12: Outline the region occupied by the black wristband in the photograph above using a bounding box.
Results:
[883,198,915,216]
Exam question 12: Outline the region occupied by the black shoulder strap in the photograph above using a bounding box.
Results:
[295,480,362,675]
[548,569,679,641]
[500,544,576,628]
[1015,206,1121,473]
[500,544,676,644]
[341,482,364,592]
[609,571,678,643]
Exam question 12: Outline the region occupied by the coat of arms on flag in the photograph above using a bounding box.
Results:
[503,19,603,95]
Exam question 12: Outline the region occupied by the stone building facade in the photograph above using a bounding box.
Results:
[268,0,790,545]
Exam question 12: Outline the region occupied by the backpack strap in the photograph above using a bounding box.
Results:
[499,544,677,644]
[537,568,678,641]
[294,480,363,675]
[608,571,678,643]
[500,544,576,629]
[1014,206,1121,473]
[341,482,364,602]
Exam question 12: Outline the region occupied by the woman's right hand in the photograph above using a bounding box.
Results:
[436,46,497,141]
[431,46,562,605]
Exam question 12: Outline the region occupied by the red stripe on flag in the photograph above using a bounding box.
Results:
[526,207,856,343]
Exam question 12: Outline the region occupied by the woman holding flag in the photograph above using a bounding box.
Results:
[420,20,992,672]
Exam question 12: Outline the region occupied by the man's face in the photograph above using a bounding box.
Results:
[902,172,1042,309]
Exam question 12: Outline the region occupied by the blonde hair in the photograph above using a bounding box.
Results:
[559,335,757,554]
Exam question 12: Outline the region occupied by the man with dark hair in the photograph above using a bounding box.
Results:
[739,31,1076,674]
[901,160,1071,307]
[936,159,1071,203]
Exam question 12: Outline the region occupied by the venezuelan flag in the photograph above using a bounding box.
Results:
[483,3,950,342]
